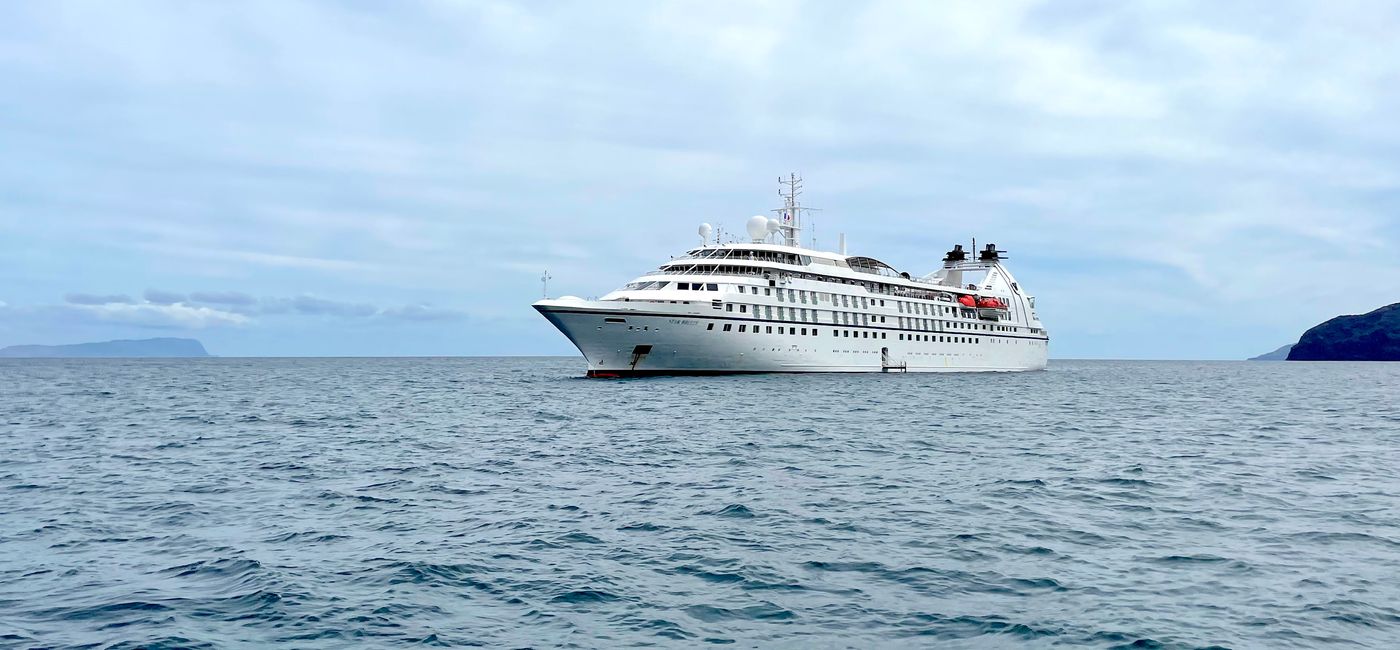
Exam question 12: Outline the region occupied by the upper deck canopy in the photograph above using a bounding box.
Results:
[845,256,905,278]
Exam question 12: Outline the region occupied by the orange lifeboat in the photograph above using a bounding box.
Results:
[977,297,1004,309]
[957,295,977,307]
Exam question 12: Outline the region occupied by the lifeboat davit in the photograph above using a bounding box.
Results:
[957,295,977,307]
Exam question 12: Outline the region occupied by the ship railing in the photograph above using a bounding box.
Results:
[651,267,768,278]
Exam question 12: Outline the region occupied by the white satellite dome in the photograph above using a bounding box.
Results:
[745,215,768,241]
[698,222,712,242]
[766,218,781,234]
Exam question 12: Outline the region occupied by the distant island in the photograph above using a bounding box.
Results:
[1283,303,1400,361]
[1248,344,1293,361]
[0,337,210,358]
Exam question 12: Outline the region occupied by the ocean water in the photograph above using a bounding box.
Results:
[2,358,1399,649]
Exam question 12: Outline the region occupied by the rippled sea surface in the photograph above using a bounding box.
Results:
[3,358,1400,649]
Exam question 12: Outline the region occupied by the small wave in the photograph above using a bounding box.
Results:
[385,560,496,591]
[262,531,349,544]
[1098,478,1155,487]
[801,560,886,573]
[317,490,399,504]
[557,532,604,544]
[672,564,745,584]
[54,600,174,620]
[1150,554,1251,572]
[710,504,755,518]
[1000,478,1047,486]
[633,618,695,640]
[106,636,217,650]
[1303,599,1400,627]
[428,485,486,496]
[550,589,620,604]
[683,602,796,622]
[160,557,262,579]
[1003,576,1067,591]
[901,612,1061,640]
[1287,531,1400,549]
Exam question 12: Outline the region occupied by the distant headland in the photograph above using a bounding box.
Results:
[1250,303,1399,361]
[1248,344,1293,361]
[1287,303,1400,361]
[0,337,210,358]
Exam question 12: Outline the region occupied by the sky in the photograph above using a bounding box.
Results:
[2,1,1399,358]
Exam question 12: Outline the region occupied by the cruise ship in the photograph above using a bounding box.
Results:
[534,175,1049,376]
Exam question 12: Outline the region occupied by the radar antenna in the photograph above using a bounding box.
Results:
[771,173,819,248]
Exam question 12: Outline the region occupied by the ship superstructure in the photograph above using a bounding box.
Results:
[533,176,1048,376]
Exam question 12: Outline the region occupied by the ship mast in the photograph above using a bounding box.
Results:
[772,173,817,248]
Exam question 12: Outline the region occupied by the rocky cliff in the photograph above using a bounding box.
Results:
[1286,303,1400,361]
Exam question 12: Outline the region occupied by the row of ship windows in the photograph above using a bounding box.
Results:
[720,303,1009,332]
[631,281,1000,318]
[705,322,989,344]
[737,285,962,316]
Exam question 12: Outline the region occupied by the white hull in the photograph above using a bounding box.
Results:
[536,299,1047,376]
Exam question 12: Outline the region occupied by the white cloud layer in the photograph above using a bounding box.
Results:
[67,302,250,329]
[19,291,468,331]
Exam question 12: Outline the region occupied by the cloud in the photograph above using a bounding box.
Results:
[65,293,134,305]
[288,295,378,317]
[66,302,250,329]
[143,289,186,304]
[189,290,256,306]
[379,303,468,322]
[13,290,470,337]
